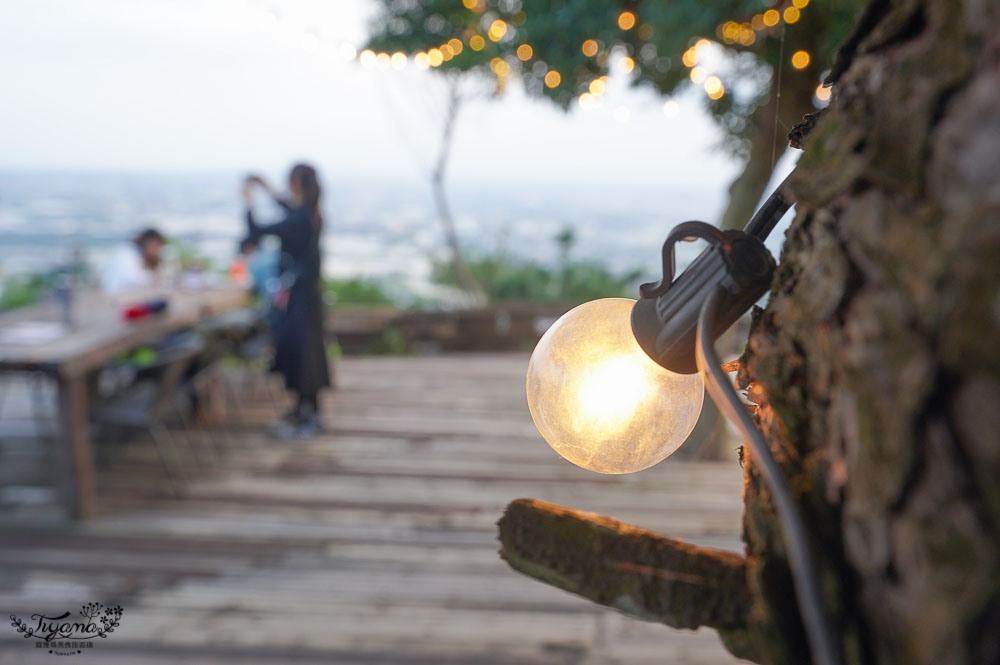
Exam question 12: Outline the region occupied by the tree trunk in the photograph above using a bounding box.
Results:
[499,1,1000,664]
[739,0,1000,662]
[718,54,816,231]
[432,79,485,304]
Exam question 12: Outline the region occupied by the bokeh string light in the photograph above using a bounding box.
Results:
[791,50,811,69]
[223,0,828,217]
[245,0,834,121]
[487,19,507,42]
[716,1,807,43]
[689,0,821,104]
[704,75,725,100]
[240,0,814,100]
[617,11,636,31]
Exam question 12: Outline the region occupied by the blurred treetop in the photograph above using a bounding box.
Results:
[366,0,859,153]
[366,0,863,228]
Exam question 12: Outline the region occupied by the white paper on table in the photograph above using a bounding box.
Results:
[0,321,69,345]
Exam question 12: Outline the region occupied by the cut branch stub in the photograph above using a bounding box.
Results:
[498,498,759,661]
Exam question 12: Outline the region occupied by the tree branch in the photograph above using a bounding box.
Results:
[497,498,759,660]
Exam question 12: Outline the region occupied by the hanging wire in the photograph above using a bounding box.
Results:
[696,285,841,665]
[772,24,786,172]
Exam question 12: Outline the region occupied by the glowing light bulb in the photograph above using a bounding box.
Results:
[526,298,704,474]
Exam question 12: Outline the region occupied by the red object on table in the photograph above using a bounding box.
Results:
[122,299,168,321]
[123,304,152,320]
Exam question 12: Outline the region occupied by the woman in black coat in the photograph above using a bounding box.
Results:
[242,163,331,437]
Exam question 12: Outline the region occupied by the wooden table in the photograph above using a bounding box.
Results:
[0,287,248,520]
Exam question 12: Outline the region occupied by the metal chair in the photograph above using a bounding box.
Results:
[0,371,58,441]
[90,336,206,491]
[200,308,286,427]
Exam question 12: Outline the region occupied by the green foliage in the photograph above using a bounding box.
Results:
[0,273,51,311]
[560,262,643,303]
[367,325,410,355]
[431,228,640,304]
[365,0,863,156]
[323,278,397,306]
[167,237,214,273]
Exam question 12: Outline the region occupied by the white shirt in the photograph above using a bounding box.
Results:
[100,242,155,293]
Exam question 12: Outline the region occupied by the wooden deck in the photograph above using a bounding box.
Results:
[0,353,749,664]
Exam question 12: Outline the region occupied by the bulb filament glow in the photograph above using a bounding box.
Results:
[526,298,703,474]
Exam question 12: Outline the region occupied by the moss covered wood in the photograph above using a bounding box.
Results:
[498,498,759,660]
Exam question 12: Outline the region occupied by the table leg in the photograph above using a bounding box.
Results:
[57,373,96,520]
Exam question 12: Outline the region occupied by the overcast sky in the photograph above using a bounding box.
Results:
[0,0,753,192]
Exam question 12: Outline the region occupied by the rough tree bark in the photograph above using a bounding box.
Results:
[499,1,1000,663]
[739,0,1000,662]
[499,498,758,660]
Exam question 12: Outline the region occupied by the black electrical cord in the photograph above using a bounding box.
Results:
[743,171,795,240]
[696,285,841,665]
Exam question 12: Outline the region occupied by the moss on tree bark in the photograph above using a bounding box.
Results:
[498,498,760,660]
[740,0,1000,662]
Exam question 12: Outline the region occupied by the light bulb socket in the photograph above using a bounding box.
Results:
[631,223,776,374]
[629,175,794,374]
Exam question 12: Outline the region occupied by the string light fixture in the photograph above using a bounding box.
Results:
[525,176,841,665]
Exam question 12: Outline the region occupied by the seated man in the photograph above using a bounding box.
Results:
[101,228,165,293]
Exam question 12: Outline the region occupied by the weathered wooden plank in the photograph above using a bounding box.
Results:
[0,621,745,665]
[42,604,733,658]
[0,353,745,665]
